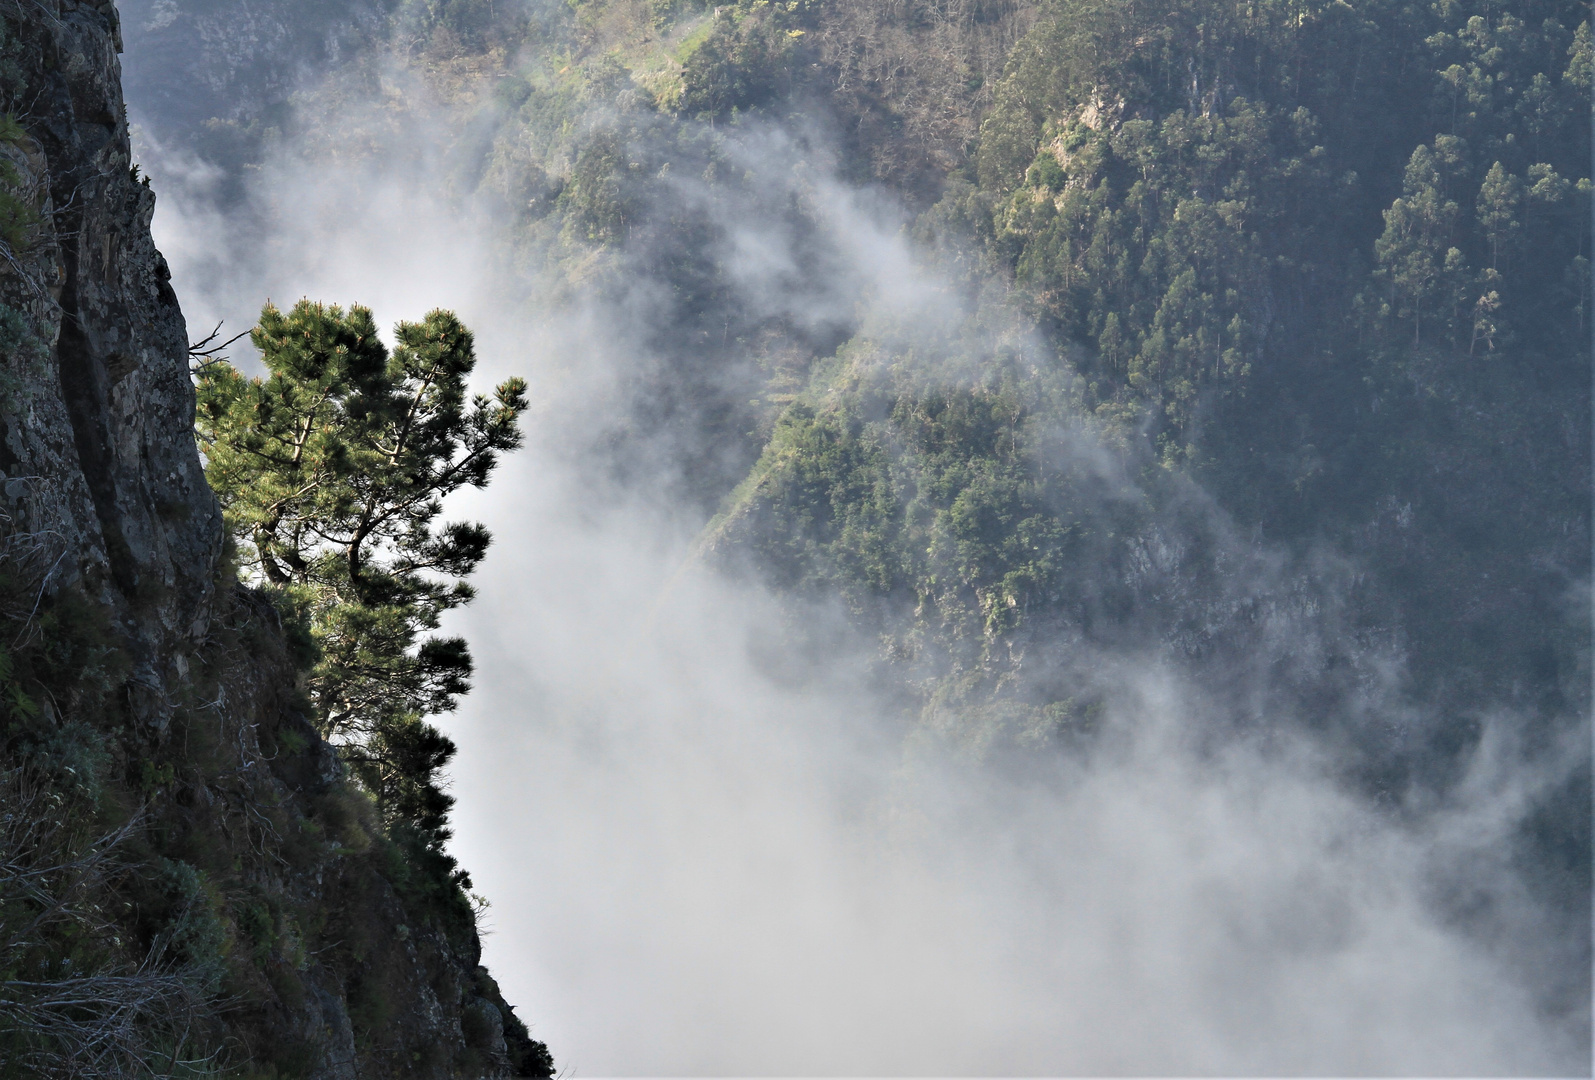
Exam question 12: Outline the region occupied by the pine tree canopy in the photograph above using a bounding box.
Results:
[195,300,527,841]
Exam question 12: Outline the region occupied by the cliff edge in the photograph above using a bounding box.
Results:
[0,3,550,1076]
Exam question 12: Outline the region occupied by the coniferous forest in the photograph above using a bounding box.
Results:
[0,0,1588,1073]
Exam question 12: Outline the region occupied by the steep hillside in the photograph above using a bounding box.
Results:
[694,0,1591,761]
[0,3,549,1075]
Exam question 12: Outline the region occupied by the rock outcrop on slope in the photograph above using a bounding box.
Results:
[0,3,550,1076]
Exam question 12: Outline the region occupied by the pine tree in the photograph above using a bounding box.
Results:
[1375,138,1468,344]
[1475,161,1521,270]
[196,300,527,841]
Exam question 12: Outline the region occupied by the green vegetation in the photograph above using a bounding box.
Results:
[676,0,811,118]
[975,0,1590,442]
[196,300,527,854]
[957,0,1589,727]
[704,341,1147,745]
[698,0,1586,732]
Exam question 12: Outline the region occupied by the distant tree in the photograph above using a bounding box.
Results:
[676,0,805,119]
[195,300,527,842]
[1375,138,1469,344]
[1475,161,1521,270]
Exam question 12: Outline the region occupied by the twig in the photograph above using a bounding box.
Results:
[189,322,251,372]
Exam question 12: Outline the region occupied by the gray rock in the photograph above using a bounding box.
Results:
[1,0,224,725]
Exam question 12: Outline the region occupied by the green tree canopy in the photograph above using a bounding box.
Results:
[195,300,527,842]
[1374,137,1469,345]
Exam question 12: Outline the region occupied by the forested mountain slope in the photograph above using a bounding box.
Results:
[117,0,1593,1061]
[707,0,1591,787]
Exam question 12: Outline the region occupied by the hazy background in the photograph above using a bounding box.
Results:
[123,6,1587,1071]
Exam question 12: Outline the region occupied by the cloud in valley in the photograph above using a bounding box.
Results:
[130,53,1585,1075]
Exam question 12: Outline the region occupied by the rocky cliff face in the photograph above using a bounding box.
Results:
[0,0,220,707]
[0,4,548,1076]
